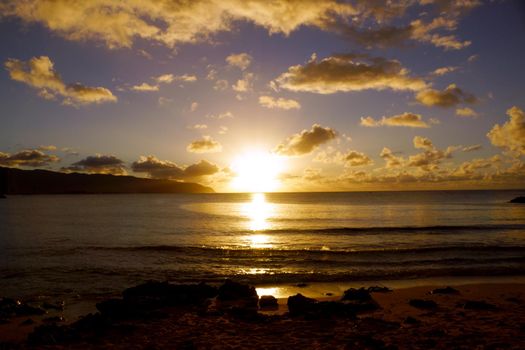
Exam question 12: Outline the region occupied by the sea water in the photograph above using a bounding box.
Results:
[0,190,524,300]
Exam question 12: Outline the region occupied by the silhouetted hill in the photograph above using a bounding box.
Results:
[0,167,214,194]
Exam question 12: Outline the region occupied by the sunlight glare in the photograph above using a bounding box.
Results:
[230,150,285,193]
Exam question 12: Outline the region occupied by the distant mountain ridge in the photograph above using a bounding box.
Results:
[0,167,214,194]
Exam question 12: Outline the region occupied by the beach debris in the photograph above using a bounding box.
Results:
[460,300,497,311]
[217,280,258,307]
[509,196,525,203]
[430,286,459,295]
[367,286,392,293]
[259,295,278,309]
[409,299,438,309]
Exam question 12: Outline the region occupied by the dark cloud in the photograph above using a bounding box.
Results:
[0,149,60,167]
[416,84,476,107]
[274,124,337,156]
[62,154,126,174]
[131,156,219,179]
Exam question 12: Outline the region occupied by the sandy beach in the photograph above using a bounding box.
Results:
[1,280,524,349]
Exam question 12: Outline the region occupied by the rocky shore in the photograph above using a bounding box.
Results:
[1,281,524,349]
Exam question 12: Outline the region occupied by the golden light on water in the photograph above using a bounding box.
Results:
[230,150,285,193]
[242,193,274,247]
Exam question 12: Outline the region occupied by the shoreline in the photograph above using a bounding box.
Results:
[2,277,525,348]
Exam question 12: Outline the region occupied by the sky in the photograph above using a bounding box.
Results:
[0,0,524,192]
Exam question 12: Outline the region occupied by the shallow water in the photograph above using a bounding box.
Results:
[0,190,524,300]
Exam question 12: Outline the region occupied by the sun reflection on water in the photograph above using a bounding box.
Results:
[241,193,274,247]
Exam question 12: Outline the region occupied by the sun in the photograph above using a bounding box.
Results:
[230,150,285,192]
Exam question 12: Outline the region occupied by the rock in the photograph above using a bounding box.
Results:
[342,288,372,302]
[324,292,334,296]
[96,298,136,319]
[461,300,497,310]
[43,316,65,323]
[0,194,6,199]
[259,295,278,309]
[409,299,438,309]
[20,318,35,326]
[295,283,308,288]
[0,297,45,318]
[27,324,69,346]
[510,196,525,203]
[404,316,420,324]
[287,293,317,316]
[217,280,258,307]
[367,286,392,293]
[287,294,356,318]
[123,281,217,306]
[431,286,459,295]
[42,301,65,311]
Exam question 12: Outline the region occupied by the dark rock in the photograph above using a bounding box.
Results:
[43,316,65,323]
[510,196,525,203]
[324,292,334,296]
[404,316,420,324]
[20,318,35,326]
[287,294,356,318]
[367,286,392,293]
[431,286,459,295]
[123,281,217,306]
[259,295,278,309]
[295,283,308,288]
[0,297,45,318]
[409,299,438,309]
[461,300,497,310]
[27,324,70,345]
[42,301,65,311]
[0,194,6,199]
[217,280,258,307]
[342,288,372,302]
[287,293,317,316]
[96,298,136,319]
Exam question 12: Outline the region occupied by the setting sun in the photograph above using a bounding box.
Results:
[230,150,285,193]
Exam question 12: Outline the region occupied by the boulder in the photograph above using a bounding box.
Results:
[430,286,459,295]
[122,281,217,306]
[367,286,392,293]
[461,300,496,310]
[0,297,45,318]
[217,280,258,307]
[409,299,438,309]
[510,196,525,203]
[287,294,356,318]
[259,295,278,309]
[287,293,317,316]
[342,288,372,302]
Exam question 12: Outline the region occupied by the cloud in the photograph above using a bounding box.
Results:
[487,106,525,155]
[232,72,254,92]
[218,126,228,134]
[274,124,337,156]
[0,149,60,167]
[343,150,373,166]
[0,1,356,49]
[380,147,404,168]
[456,107,478,117]
[188,124,208,130]
[335,16,471,50]
[432,66,458,76]
[186,136,223,153]
[131,156,218,179]
[214,79,229,91]
[158,97,173,106]
[4,56,116,106]
[154,74,175,84]
[207,111,234,119]
[226,53,252,70]
[38,145,57,151]
[360,112,431,128]
[259,96,300,110]
[62,154,126,174]
[416,84,476,107]
[275,54,427,94]
[131,83,159,92]
[408,136,454,170]
[462,144,482,152]
[190,102,199,112]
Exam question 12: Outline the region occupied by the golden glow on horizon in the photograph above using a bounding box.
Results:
[242,193,274,232]
[230,150,285,193]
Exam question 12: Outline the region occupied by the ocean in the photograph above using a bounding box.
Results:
[1,190,524,302]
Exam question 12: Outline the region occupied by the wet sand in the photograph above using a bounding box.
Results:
[1,281,524,349]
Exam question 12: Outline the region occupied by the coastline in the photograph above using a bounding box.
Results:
[2,277,525,348]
